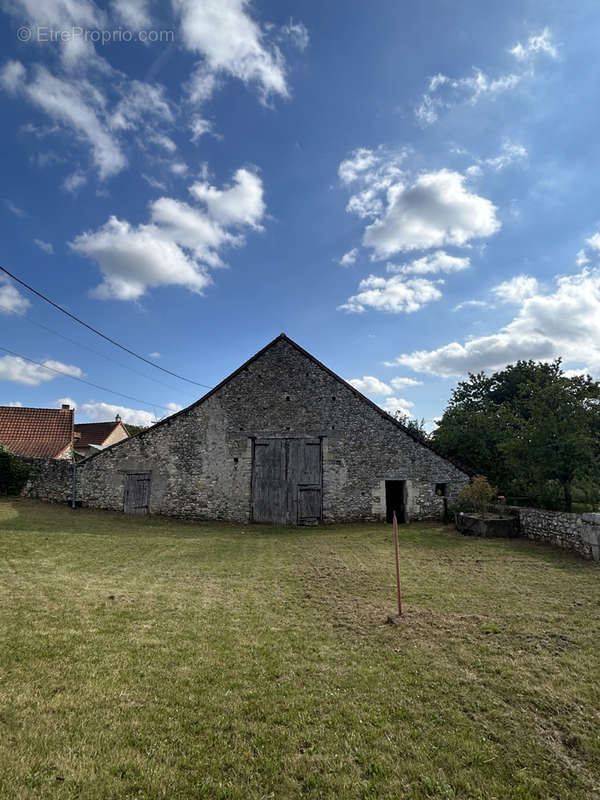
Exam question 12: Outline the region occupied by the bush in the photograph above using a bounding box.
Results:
[0,447,30,495]
[459,476,497,518]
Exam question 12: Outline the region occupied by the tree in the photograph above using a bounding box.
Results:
[0,447,30,495]
[432,360,600,511]
[393,410,429,442]
[124,424,149,437]
[459,476,497,518]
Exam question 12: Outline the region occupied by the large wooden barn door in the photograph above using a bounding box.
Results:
[251,438,322,525]
[124,472,151,514]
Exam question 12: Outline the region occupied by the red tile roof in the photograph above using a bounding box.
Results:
[74,421,124,447]
[0,405,73,459]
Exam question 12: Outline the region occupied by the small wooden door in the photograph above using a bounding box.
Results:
[251,438,322,525]
[124,472,151,514]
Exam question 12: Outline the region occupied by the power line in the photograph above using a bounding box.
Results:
[0,264,212,389]
[0,346,180,414]
[0,302,197,398]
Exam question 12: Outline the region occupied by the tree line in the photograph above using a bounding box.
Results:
[399,360,600,512]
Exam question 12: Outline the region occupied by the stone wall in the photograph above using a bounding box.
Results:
[64,336,469,523]
[519,508,600,561]
[20,456,73,504]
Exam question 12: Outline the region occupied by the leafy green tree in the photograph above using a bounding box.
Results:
[459,476,497,518]
[393,411,429,442]
[124,424,149,437]
[0,447,30,495]
[432,360,600,511]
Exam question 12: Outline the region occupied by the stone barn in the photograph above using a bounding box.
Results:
[29,334,469,524]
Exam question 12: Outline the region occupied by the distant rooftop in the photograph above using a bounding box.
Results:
[0,405,73,459]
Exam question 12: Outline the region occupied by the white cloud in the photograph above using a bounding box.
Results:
[339,147,380,185]
[387,250,470,275]
[71,168,265,301]
[111,80,174,132]
[361,169,500,258]
[585,233,600,251]
[1,61,178,182]
[393,267,600,377]
[187,63,220,105]
[62,171,88,194]
[34,238,54,254]
[3,199,26,217]
[510,28,558,61]
[170,161,189,176]
[2,0,105,69]
[2,64,126,179]
[492,275,538,304]
[72,216,212,301]
[390,376,422,388]
[173,0,289,100]
[79,400,182,426]
[347,376,393,395]
[149,134,177,153]
[339,275,442,314]
[0,59,26,92]
[0,280,30,315]
[483,140,528,171]
[280,19,309,51]
[452,299,490,312]
[338,147,407,220]
[2,401,22,407]
[111,0,152,29]
[339,248,358,267]
[142,174,167,191]
[149,352,161,359]
[0,356,82,385]
[189,168,265,228]
[415,31,557,126]
[381,396,414,416]
[415,68,522,125]
[190,115,213,142]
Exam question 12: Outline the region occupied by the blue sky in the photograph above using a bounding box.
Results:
[1,0,599,427]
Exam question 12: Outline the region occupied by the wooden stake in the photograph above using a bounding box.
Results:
[393,510,403,616]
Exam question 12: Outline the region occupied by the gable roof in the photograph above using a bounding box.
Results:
[82,334,471,475]
[0,405,73,459]
[75,420,127,447]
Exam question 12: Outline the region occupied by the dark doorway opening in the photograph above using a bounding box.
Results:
[385,480,406,524]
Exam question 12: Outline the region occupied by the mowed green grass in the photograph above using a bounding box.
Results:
[1,499,599,800]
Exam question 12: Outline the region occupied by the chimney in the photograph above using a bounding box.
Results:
[115,414,121,422]
[61,404,70,410]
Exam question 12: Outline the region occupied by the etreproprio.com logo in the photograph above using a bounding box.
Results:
[17,26,175,44]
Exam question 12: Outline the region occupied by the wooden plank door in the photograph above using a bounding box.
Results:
[251,440,287,524]
[288,439,322,525]
[124,472,151,514]
[251,438,322,525]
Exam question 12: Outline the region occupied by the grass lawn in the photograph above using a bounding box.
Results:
[1,499,599,799]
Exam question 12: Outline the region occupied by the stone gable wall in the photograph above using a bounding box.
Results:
[24,338,470,522]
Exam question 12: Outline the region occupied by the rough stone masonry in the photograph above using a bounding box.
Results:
[24,334,470,524]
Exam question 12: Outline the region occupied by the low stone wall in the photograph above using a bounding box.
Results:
[518,508,600,561]
[19,456,73,504]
